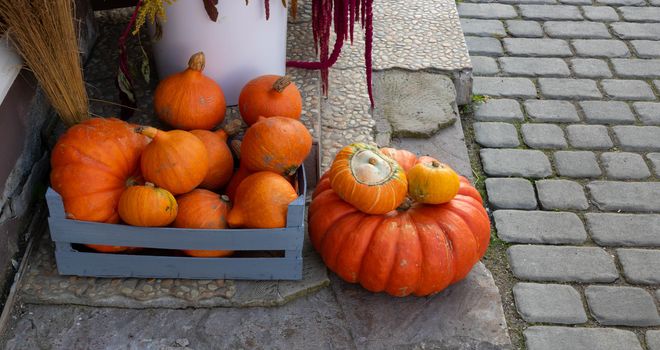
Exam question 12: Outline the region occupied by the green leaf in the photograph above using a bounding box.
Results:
[117,69,135,103]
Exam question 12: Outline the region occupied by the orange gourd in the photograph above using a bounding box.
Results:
[309,175,490,297]
[329,143,407,215]
[238,75,302,125]
[118,183,178,227]
[380,147,418,172]
[173,189,233,258]
[50,118,149,253]
[190,120,241,190]
[137,126,209,195]
[227,172,298,229]
[225,164,253,202]
[407,157,460,204]
[154,52,226,130]
[241,116,312,176]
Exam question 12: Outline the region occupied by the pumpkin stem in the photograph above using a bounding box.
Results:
[284,165,299,177]
[397,197,413,211]
[273,76,292,93]
[220,194,231,204]
[188,52,206,72]
[368,157,378,166]
[431,160,441,168]
[230,140,242,159]
[125,176,141,187]
[135,126,159,139]
[145,182,155,188]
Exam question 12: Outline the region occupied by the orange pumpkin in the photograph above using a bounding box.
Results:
[173,189,233,258]
[238,75,302,125]
[225,164,253,202]
[380,147,418,172]
[190,120,241,190]
[407,157,460,204]
[137,126,209,195]
[227,172,298,229]
[309,174,490,297]
[241,116,312,176]
[329,143,407,215]
[154,52,226,130]
[50,118,149,253]
[118,183,178,227]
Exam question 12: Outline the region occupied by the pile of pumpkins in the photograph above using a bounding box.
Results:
[50,52,311,257]
[309,143,491,297]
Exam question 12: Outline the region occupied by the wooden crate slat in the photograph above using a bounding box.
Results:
[55,250,303,280]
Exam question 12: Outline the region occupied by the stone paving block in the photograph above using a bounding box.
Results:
[554,151,602,177]
[585,285,660,326]
[649,153,660,176]
[458,3,518,19]
[486,178,536,209]
[506,20,544,37]
[602,79,656,100]
[495,210,587,243]
[566,125,613,149]
[473,77,537,98]
[655,80,660,90]
[460,19,507,37]
[474,122,520,148]
[471,56,500,76]
[474,99,524,121]
[619,6,660,22]
[631,40,660,58]
[611,23,660,40]
[633,102,660,125]
[559,0,591,4]
[596,0,645,4]
[601,152,651,179]
[586,213,660,246]
[525,326,643,350]
[503,38,573,57]
[480,149,553,178]
[613,125,660,151]
[524,100,580,122]
[648,330,660,350]
[611,58,660,79]
[507,245,619,282]
[544,21,611,39]
[521,123,568,149]
[582,6,620,22]
[513,283,587,324]
[536,179,589,210]
[499,57,570,77]
[579,101,636,124]
[538,78,602,100]
[570,58,613,78]
[571,39,630,57]
[465,36,504,57]
[617,249,660,284]
[519,5,583,20]
[588,181,660,212]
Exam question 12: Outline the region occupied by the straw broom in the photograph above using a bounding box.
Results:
[0,0,89,126]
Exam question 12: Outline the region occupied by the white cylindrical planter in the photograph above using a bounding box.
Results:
[150,1,287,105]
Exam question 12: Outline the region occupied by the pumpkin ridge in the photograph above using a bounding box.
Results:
[383,212,423,297]
[336,215,383,283]
[55,143,128,179]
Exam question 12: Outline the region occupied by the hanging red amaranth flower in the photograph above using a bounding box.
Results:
[287,0,375,107]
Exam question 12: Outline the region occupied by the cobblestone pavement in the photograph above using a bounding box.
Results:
[458,1,660,349]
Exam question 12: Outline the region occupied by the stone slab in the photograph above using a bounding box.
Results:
[1,265,513,350]
[19,234,330,309]
[513,283,587,324]
[503,38,573,57]
[473,77,538,98]
[571,58,613,78]
[601,152,651,180]
[538,78,602,100]
[633,102,660,125]
[475,99,524,121]
[524,100,580,122]
[617,249,660,284]
[495,210,587,244]
[480,149,553,178]
[613,125,660,151]
[648,330,660,350]
[554,151,602,178]
[536,179,589,210]
[486,178,537,209]
[525,326,643,350]
[566,125,613,149]
[373,71,457,138]
[579,101,636,124]
[585,285,660,326]
[474,122,520,148]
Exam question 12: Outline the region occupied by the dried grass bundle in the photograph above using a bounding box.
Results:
[0,0,89,126]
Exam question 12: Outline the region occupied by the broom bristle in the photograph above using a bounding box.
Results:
[0,0,89,126]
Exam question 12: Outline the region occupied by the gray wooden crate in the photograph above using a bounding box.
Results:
[45,168,306,280]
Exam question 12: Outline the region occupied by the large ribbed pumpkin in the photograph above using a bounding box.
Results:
[137,126,209,195]
[380,147,418,172]
[309,174,490,297]
[173,189,233,258]
[329,143,407,215]
[154,52,226,130]
[241,116,312,176]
